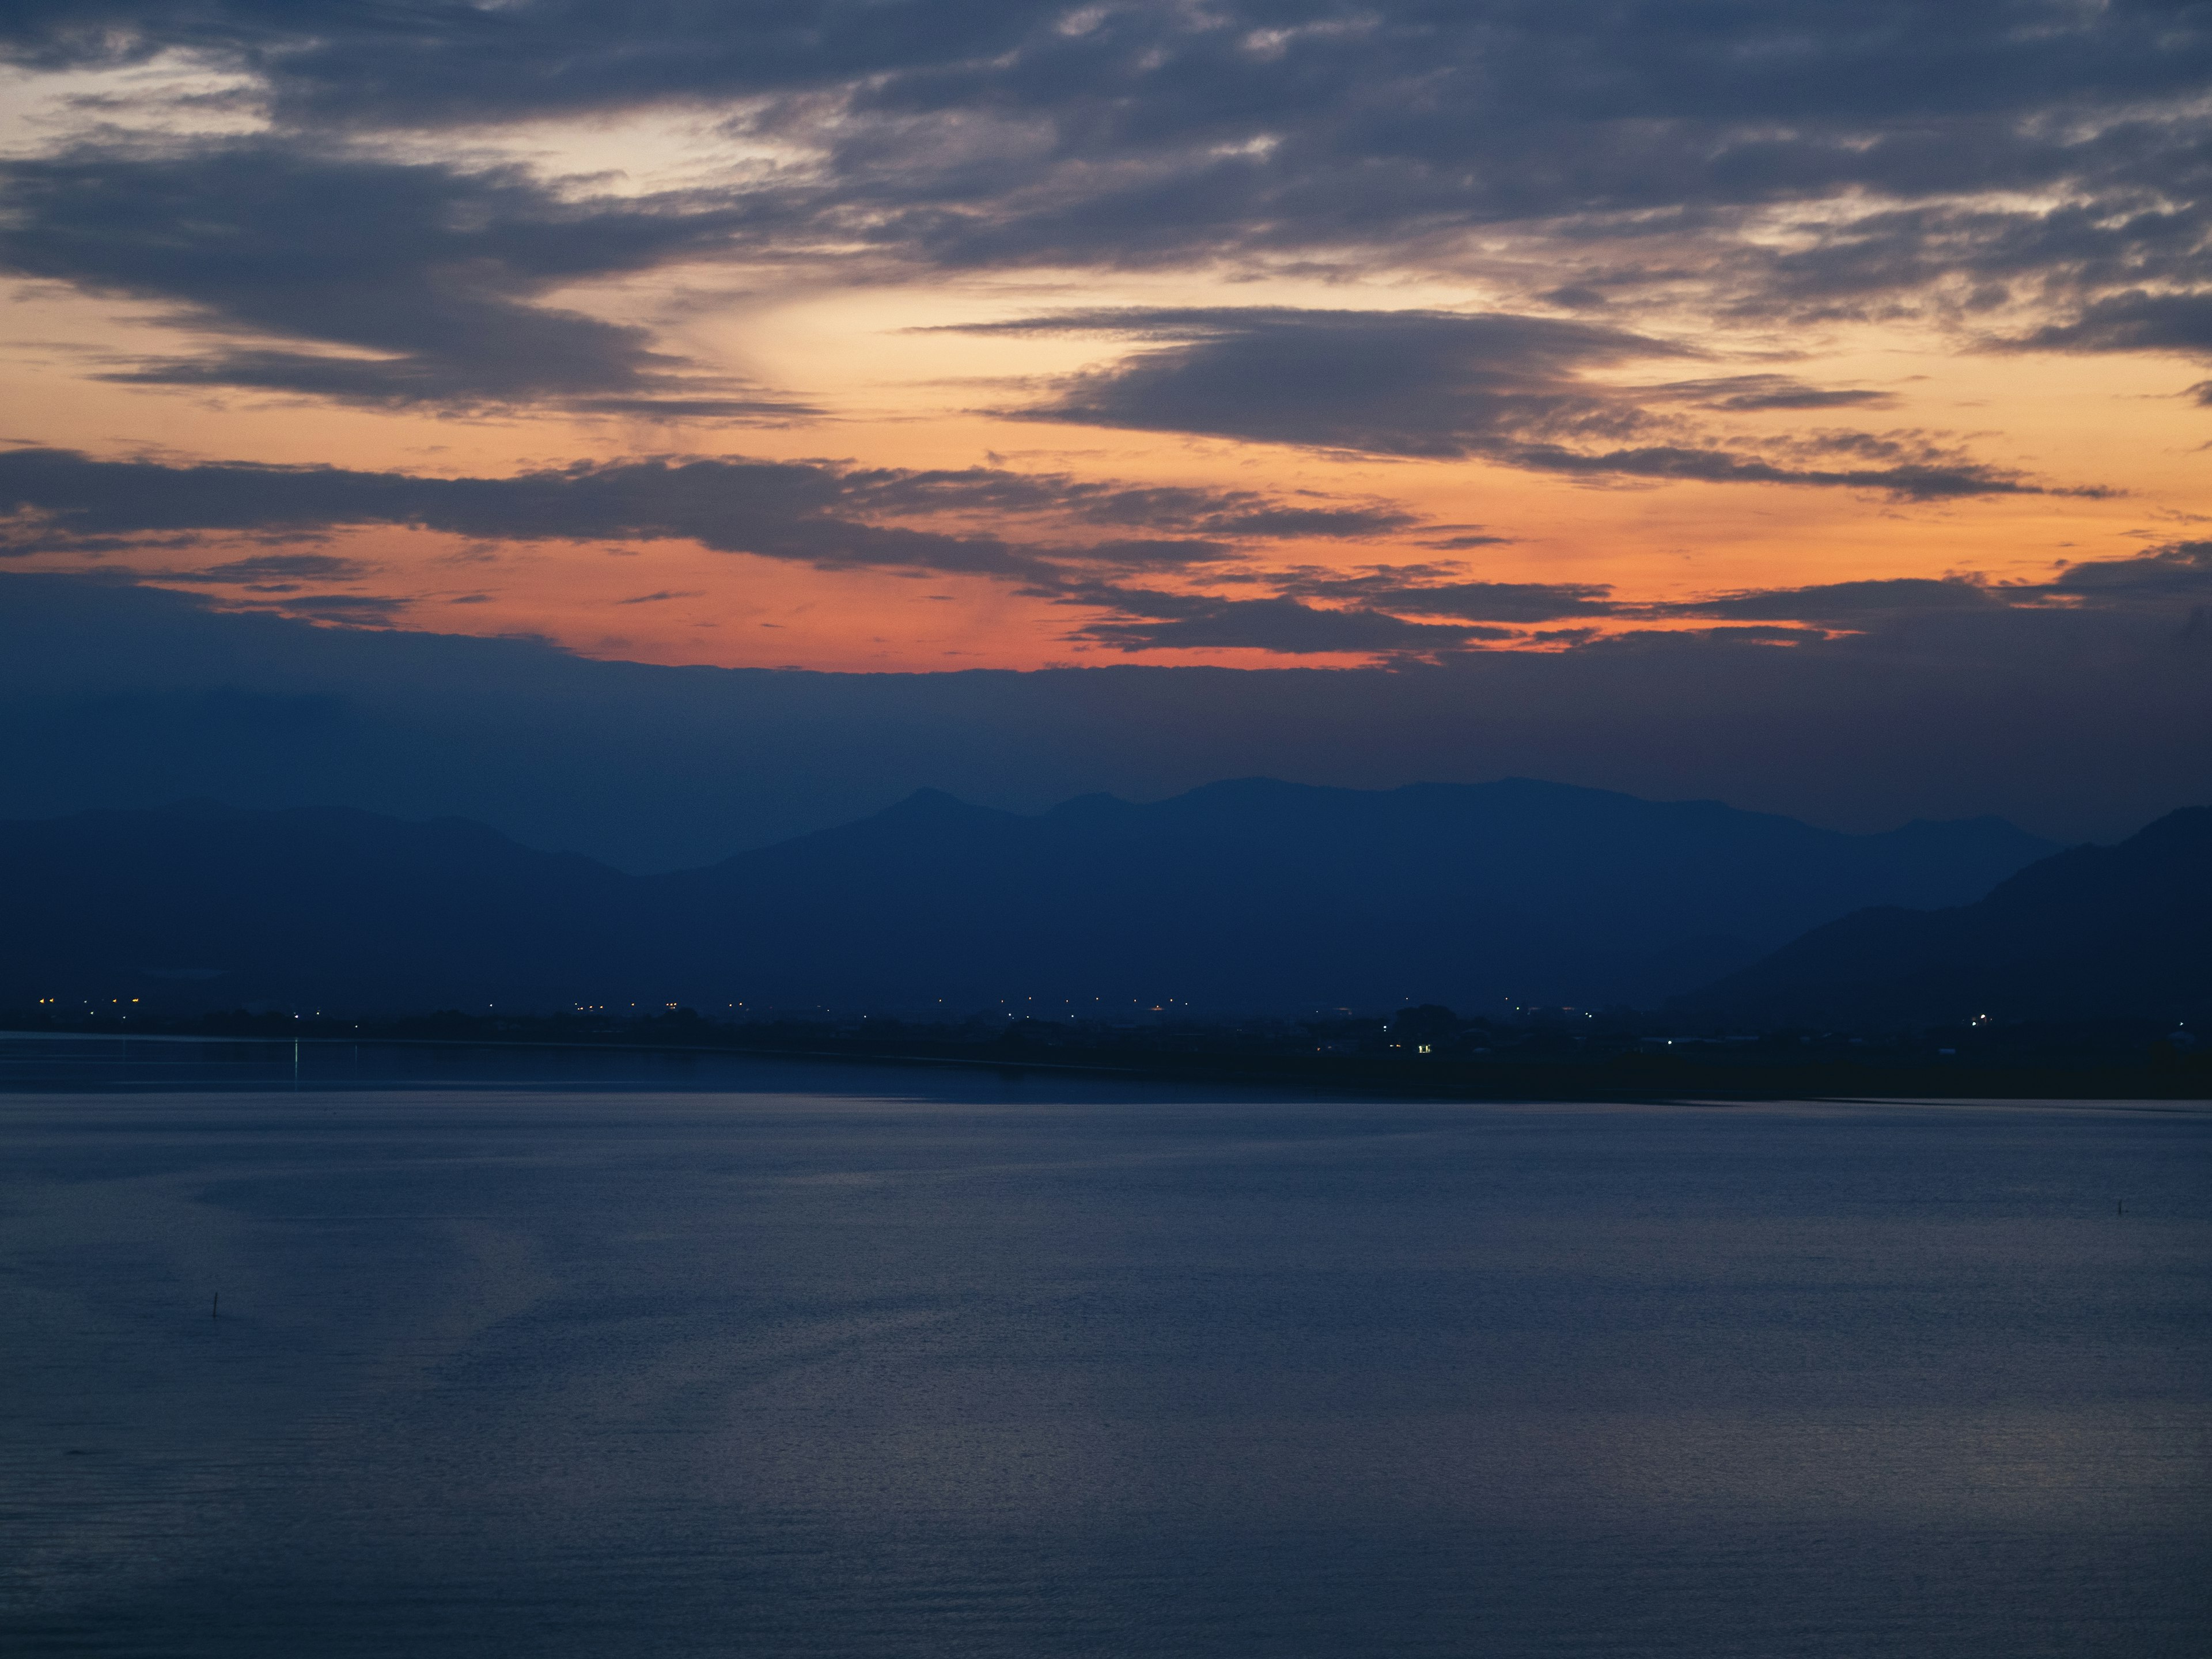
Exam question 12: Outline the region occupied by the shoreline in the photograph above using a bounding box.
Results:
[4,1025,2205,1104]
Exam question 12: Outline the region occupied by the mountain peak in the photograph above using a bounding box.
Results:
[855,787,1025,830]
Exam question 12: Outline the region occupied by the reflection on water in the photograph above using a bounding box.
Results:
[1,1039,2206,1657]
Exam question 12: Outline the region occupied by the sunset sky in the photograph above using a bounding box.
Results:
[2,2,2206,675]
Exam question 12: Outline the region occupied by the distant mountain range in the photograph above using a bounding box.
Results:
[0,778,2061,1019]
[1672,805,2211,1028]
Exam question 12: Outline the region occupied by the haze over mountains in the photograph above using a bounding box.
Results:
[1,778,2059,1020]
[8,575,2205,873]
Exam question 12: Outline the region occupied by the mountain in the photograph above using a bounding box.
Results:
[0,779,2058,1018]
[651,778,2055,1014]
[1671,806,2212,1028]
[0,800,636,1015]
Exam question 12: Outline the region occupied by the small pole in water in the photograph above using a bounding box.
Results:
[211,1291,218,1319]
[2118,1199,2124,1216]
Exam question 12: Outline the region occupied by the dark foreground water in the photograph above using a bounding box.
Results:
[1,1041,2206,1657]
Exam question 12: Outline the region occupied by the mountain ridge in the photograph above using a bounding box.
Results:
[0,777,2063,1017]
[1671,806,2211,1027]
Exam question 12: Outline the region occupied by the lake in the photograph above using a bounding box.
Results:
[2,1039,2206,1656]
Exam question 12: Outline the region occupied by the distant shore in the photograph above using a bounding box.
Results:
[5,1014,2205,1103]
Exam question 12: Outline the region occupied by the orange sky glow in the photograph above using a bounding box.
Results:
[2,15,2206,672]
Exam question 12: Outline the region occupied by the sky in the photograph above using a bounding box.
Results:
[0,3,2207,855]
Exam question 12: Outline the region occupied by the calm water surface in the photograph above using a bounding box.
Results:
[1,1040,2206,1656]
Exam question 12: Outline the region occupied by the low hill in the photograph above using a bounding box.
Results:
[1671,806,2212,1028]
[0,800,635,1014]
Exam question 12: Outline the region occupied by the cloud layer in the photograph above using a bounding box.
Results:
[0,445,1409,581]
[961,308,2077,495]
[6,446,2205,661]
[1,2,2205,413]
[0,1,2202,835]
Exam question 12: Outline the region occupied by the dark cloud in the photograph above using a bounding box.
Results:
[0,3,1052,126]
[0,445,856,553]
[0,446,1047,582]
[2050,540,2212,603]
[819,5,2211,304]
[0,4,2198,362]
[1051,584,1506,657]
[1200,505,1416,539]
[1646,376,1896,412]
[9,445,2191,658]
[1264,568,1620,623]
[1054,541,2212,657]
[0,445,1408,582]
[968,306,1668,458]
[263,592,411,624]
[1668,555,2212,624]
[1494,442,2067,499]
[1724,177,2212,327]
[1672,577,2004,622]
[1066,538,1239,570]
[163,552,375,585]
[838,467,1417,539]
[971,308,2071,496]
[2013,290,2212,359]
[0,141,802,414]
[10,3,2202,143]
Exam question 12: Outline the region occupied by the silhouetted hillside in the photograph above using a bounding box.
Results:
[0,800,635,1014]
[654,778,2055,1013]
[1672,806,2212,1027]
[0,778,2058,1017]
